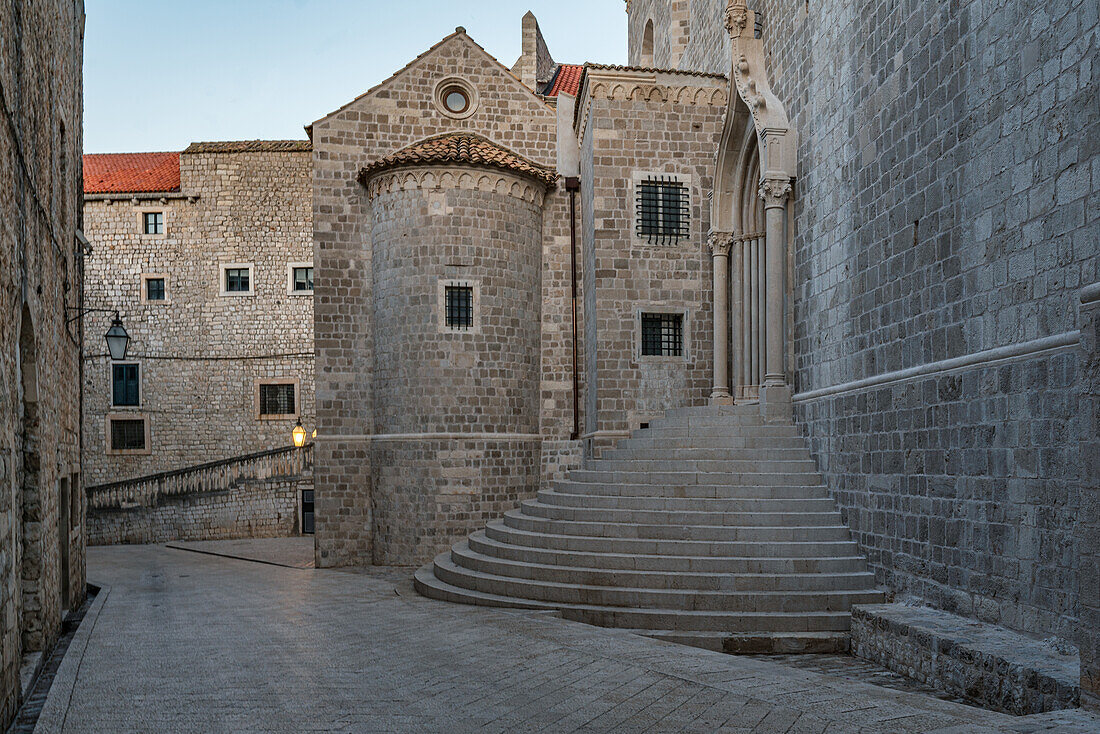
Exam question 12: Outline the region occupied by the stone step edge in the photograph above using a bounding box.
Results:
[469,531,870,567]
[638,630,851,654]
[415,564,859,623]
[453,543,879,587]
[505,510,853,534]
[521,500,844,522]
[435,552,885,602]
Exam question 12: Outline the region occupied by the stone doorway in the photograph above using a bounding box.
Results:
[18,306,44,651]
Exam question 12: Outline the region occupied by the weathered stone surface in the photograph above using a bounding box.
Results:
[852,603,1080,715]
[0,0,87,727]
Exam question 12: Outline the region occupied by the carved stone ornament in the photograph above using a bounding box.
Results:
[708,231,735,257]
[758,176,792,207]
[724,1,749,38]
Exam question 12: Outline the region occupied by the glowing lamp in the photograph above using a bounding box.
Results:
[292,418,307,448]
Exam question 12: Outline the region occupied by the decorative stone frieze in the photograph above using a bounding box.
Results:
[363,166,548,206]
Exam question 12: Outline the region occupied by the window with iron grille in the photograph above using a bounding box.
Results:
[641,313,684,357]
[259,383,296,416]
[636,176,689,244]
[225,267,250,293]
[293,266,313,292]
[145,277,165,301]
[445,285,474,330]
[111,363,140,406]
[142,212,164,235]
[109,419,146,451]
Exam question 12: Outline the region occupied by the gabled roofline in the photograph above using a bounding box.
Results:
[306,27,552,132]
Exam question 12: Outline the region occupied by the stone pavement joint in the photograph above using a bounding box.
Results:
[33,543,1100,733]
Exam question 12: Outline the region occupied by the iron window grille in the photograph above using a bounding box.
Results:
[142,212,164,235]
[636,176,689,245]
[293,267,314,291]
[225,268,250,293]
[259,383,296,416]
[110,419,146,451]
[445,284,474,330]
[145,277,165,301]
[641,313,684,357]
[112,363,140,406]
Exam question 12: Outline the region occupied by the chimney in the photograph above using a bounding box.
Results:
[514,11,555,90]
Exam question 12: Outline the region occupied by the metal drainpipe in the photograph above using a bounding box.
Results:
[566,176,580,440]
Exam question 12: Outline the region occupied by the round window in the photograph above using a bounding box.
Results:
[442,87,469,114]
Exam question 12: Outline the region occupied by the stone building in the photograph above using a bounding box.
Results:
[81,141,315,488]
[0,0,87,727]
[309,0,1097,708]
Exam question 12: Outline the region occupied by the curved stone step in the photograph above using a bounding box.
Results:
[451,542,878,592]
[415,564,856,632]
[467,531,871,575]
[601,446,812,461]
[484,520,862,558]
[552,481,831,499]
[503,510,853,542]
[630,425,802,438]
[566,470,824,486]
[641,630,850,655]
[616,436,808,450]
[535,489,837,513]
[429,554,882,615]
[587,458,819,474]
[519,499,843,528]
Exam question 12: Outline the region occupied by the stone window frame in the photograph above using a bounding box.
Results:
[105,413,151,456]
[286,261,314,296]
[137,208,167,238]
[432,76,480,120]
[140,272,169,304]
[109,359,143,409]
[438,278,481,334]
[634,304,690,364]
[630,170,693,247]
[219,262,255,297]
[254,377,300,421]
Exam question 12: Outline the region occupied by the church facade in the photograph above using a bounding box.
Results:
[310,0,1097,705]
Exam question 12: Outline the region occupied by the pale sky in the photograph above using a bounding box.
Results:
[83,1,629,153]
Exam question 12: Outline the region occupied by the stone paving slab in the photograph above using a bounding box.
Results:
[33,543,1100,733]
[165,536,316,568]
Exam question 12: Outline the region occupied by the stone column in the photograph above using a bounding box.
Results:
[758,175,792,420]
[708,232,733,404]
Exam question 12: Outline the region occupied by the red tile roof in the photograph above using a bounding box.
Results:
[544,64,584,97]
[83,152,181,194]
[359,132,557,187]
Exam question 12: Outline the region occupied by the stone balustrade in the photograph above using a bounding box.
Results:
[87,444,313,511]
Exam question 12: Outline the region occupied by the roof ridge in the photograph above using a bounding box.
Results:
[358,131,557,187]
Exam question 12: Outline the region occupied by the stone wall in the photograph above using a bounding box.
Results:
[1080,283,1100,711]
[311,30,572,567]
[627,0,1098,645]
[0,0,86,727]
[81,145,315,486]
[577,69,726,447]
[88,477,306,546]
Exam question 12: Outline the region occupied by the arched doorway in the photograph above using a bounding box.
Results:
[709,2,796,408]
[18,305,44,651]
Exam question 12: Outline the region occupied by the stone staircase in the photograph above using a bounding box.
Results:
[415,405,885,653]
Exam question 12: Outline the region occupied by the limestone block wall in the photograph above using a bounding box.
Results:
[311,30,569,567]
[578,76,726,445]
[87,477,306,546]
[1080,284,1100,711]
[0,0,86,727]
[627,0,1099,642]
[82,146,315,486]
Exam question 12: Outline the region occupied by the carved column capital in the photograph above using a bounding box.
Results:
[758,176,792,208]
[724,2,749,39]
[708,231,735,257]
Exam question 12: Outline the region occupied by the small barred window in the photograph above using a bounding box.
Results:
[259,383,296,416]
[641,313,684,357]
[636,177,689,244]
[110,419,146,451]
[445,285,474,330]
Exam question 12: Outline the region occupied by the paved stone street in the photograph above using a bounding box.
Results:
[35,542,1100,733]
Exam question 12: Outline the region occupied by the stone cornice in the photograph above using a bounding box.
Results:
[364,164,548,206]
[574,66,728,142]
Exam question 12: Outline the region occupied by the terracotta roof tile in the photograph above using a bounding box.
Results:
[359,132,557,187]
[543,64,584,97]
[83,152,180,194]
[183,140,312,154]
